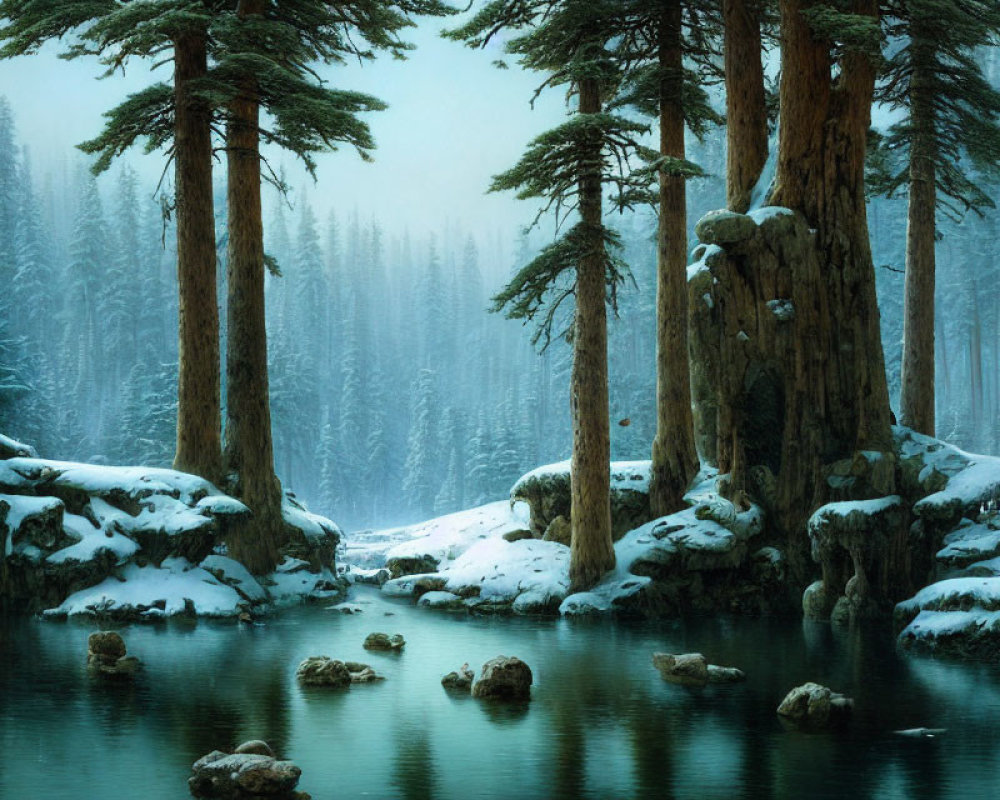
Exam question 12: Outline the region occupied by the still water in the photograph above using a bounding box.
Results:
[2,586,1000,800]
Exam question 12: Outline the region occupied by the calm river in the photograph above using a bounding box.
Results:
[2,585,999,799]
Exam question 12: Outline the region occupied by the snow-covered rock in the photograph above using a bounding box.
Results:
[510,460,652,540]
[895,577,1000,657]
[0,454,345,617]
[0,433,37,460]
[45,558,246,620]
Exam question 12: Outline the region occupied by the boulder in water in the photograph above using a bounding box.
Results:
[295,656,350,688]
[777,682,853,728]
[471,655,532,700]
[189,750,304,799]
[441,663,475,692]
[363,632,405,651]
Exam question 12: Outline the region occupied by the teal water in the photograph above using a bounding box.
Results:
[2,586,999,799]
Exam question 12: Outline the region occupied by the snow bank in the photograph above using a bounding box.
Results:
[45,558,245,619]
[374,501,530,572]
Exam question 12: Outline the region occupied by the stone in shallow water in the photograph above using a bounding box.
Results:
[471,655,532,700]
[88,631,126,662]
[363,632,405,651]
[344,662,385,683]
[234,740,274,757]
[441,663,475,692]
[295,656,350,688]
[188,750,303,799]
[87,630,141,676]
[652,653,709,686]
[777,682,853,728]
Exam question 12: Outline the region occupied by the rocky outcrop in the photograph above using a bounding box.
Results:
[189,746,305,799]
[805,495,907,623]
[363,632,405,651]
[651,652,745,687]
[0,441,345,617]
[471,655,532,700]
[385,555,440,580]
[776,682,853,728]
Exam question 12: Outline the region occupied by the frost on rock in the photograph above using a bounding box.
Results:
[509,460,652,540]
[805,496,906,622]
[0,433,37,459]
[0,454,345,617]
[896,578,1000,658]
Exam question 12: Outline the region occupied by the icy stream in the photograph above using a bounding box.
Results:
[3,586,1000,799]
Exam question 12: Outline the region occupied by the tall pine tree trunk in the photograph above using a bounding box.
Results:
[224,0,284,575]
[724,0,768,212]
[569,76,615,593]
[650,0,699,517]
[899,33,936,435]
[172,30,222,483]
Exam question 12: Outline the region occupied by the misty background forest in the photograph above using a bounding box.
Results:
[2,44,1000,534]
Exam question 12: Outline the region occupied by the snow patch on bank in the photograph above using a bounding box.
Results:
[374,501,530,570]
[46,558,245,619]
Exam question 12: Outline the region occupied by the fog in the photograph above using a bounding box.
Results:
[0,20,566,237]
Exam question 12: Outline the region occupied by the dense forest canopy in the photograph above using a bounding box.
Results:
[2,9,1000,538]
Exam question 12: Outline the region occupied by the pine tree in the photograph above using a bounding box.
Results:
[449,0,653,590]
[0,0,227,482]
[213,0,453,572]
[875,0,1000,435]
[403,368,440,517]
[614,0,723,515]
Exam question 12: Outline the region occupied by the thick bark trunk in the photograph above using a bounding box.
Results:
[650,0,699,517]
[770,0,892,464]
[752,0,896,610]
[172,31,222,483]
[569,76,615,593]
[899,34,936,435]
[724,0,768,213]
[224,0,284,575]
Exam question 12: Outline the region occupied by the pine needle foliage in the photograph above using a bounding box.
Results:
[448,0,651,348]
[875,0,1000,220]
[2,1,455,176]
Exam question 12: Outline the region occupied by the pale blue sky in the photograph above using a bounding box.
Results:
[0,18,568,239]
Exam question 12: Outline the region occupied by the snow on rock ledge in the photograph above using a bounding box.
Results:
[896,577,1000,658]
[375,464,772,618]
[510,460,652,541]
[0,441,345,618]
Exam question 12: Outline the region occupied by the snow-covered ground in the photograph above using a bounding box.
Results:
[348,463,766,617]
